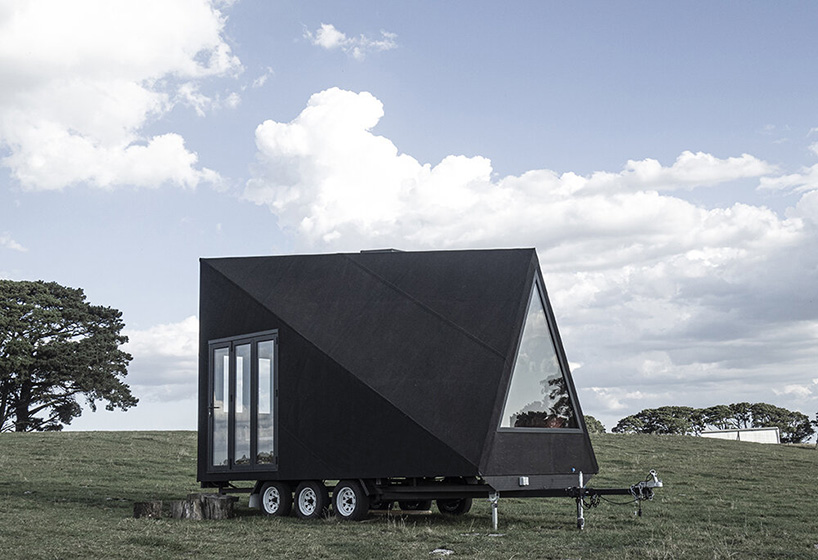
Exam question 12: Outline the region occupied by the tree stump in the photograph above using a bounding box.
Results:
[170,493,238,520]
[201,494,238,520]
[171,496,203,520]
[133,501,163,519]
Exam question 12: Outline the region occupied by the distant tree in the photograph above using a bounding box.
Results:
[748,403,814,444]
[612,406,698,435]
[700,405,733,430]
[583,415,606,434]
[612,414,644,434]
[647,406,698,435]
[728,402,754,429]
[613,402,815,443]
[0,280,137,432]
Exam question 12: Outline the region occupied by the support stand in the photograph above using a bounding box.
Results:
[489,492,500,531]
[576,471,585,530]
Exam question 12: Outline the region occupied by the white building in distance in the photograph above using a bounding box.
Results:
[700,427,780,444]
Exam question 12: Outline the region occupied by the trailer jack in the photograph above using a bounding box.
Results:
[571,469,664,530]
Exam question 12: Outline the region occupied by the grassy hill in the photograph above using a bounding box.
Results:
[0,431,815,559]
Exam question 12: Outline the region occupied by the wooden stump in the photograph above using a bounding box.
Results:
[170,493,238,520]
[133,501,163,519]
[170,497,203,520]
[201,494,238,520]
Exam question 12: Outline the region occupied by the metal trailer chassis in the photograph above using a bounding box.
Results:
[211,470,663,530]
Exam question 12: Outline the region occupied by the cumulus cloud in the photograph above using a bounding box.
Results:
[245,88,801,257]
[619,151,774,191]
[304,23,397,60]
[123,316,198,401]
[758,163,818,195]
[0,0,241,190]
[245,88,818,428]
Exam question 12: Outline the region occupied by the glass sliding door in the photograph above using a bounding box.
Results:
[211,347,230,467]
[256,340,275,464]
[208,331,278,471]
[234,343,252,465]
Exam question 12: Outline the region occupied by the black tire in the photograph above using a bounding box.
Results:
[370,499,393,511]
[436,497,472,516]
[294,480,330,520]
[333,480,369,521]
[398,500,433,511]
[260,481,292,517]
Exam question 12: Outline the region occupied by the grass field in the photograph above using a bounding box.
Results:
[0,431,816,559]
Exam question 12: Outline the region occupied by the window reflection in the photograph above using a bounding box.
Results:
[256,340,275,464]
[500,285,578,429]
[212,348,229,467]
[209,334,277,469]
[234,344,252,465]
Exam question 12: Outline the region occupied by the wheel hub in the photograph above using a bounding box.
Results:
[337,487,356,516]
[299,487,317,515]
[263,487,281,513]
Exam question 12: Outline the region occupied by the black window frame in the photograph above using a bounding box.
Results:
[497,278,584,433]
[207,329,279,472]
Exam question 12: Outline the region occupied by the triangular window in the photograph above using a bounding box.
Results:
[500,283,578,429]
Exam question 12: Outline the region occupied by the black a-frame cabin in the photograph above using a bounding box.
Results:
[198,248,598,521]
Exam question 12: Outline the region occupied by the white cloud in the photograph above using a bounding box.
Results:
[758,163,818,195]
[245,87,818,425]
[304,23,397,60]
[245,88,800,259]
[123,316,198,401]
[773,384,814,399]
[0,233,26,252]
[619,151,774,191]
[252,67,275,89]
[0,0,241,191]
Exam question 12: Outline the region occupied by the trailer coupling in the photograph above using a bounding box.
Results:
[570,470,664,530]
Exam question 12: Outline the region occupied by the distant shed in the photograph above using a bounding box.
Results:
[700,427,780,444]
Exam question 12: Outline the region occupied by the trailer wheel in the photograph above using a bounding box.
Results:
[333,480,369,521]
[294,480,330,520]
[437,497,472,515]
[260,481,292,517]
[398,500,433,511]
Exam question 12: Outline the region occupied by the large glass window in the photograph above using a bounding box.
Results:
[208,331,277,470]
[500,284,578,429]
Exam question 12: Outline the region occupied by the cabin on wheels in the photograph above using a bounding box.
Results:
[197,248,598,520]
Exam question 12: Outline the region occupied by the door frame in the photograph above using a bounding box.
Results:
[207,329,279,472]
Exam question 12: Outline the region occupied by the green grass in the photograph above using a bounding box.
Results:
[0,431,816,559]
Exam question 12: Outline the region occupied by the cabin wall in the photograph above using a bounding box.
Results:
[481,431,598,479]
[198,260,477,484]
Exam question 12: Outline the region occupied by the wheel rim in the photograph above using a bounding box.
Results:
[299,487,317,515]
[440,500,459,512]
[263,486,281,514]
[336,487,356,516]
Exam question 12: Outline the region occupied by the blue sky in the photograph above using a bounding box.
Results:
[1,1,817,431]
